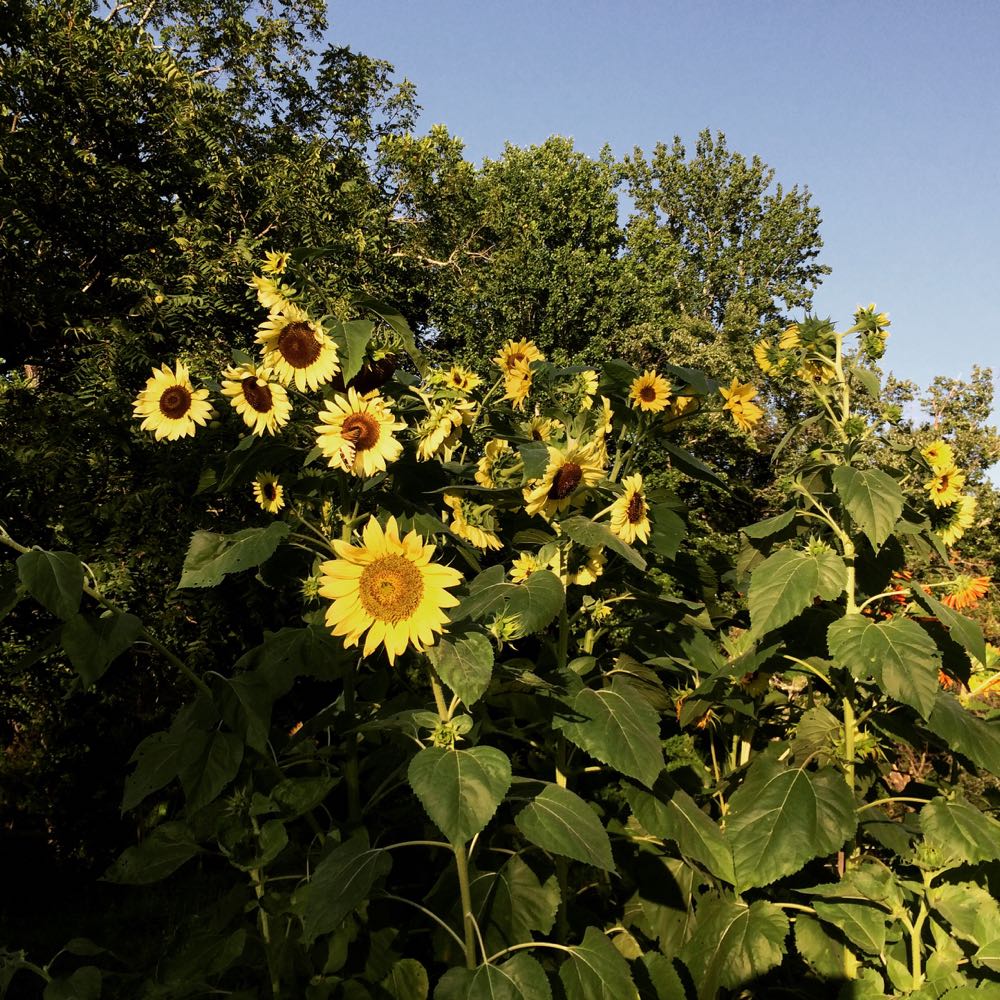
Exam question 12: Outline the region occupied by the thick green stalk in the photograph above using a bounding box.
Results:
[453,842,478,969]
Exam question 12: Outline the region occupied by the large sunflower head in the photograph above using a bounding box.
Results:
[257,305,340,392]
[443,492,503,550]
[753,339,787,376]
[315,388,405,477]
[938,494,977,547]
[522,415,559,442]
[494,338,544,376]
[220,363,292,436]
[319,515,464,664]
[720,378,763,432]
[629,370,671,413]
[132,361,214,441]
[925,464,965,508]
[523,440,605,519]
[610,473,651,544]
[252,472,285,513]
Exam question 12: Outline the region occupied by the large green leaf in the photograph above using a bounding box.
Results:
[104,822,199,884]
[560,515,646,571]
[381,959,429,1000]
[61,610,142,686]
[794,914,858,980]
[920,797,1000,865]
[408,746,511,845]
[911,587,988,666]
[828,614,940,717]
[470,854,559,954]
[640,953,686,1000]
[452,565,564,636]
[299,831,391,943]
[624,779,735,884]
[663,441,727,491]
[512,781,614,871]
[235,625,349,691]
[748,548,844,637]
[179,730,244,813]
[435,954,552,1000]
[428,630,494,707]
[178,523,291,588]
[559,926,639,1000]
[679,897,788,1000]
[16,549,84,620]
[929,882,1000,946]
[925,692,1000,772]
[353,293,427,376]
[43,966,102,1000]
[555,678,663,788]
[726,755,856,891]
[832,465,903,551]
[649,504,686,559]
[336,318,376,384]
[809,899,887,955]
[741,508,796,540]
[800,868,896,955]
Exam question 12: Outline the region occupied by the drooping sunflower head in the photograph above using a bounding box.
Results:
[494,338,544,376]
[941,574,990,611]
[443,492,503,550]
[720,378,763,433]
[132,361,214,441]
[221,363,292,436]
[257,305,340,392]
[925,464,965,508]
[523,440,605,519]
[509,551,546,584]
[754,339,787,376]
[315,388,405,477]
[253,472,285,514]
[921,439,954,471]
[938,494,977,547]
[320,515,464,664]
[778,324,801,350]
[250,273,297,313]
[503,358,534,411]
[414,400,475,462]
[610,473,651,545]
[476,438,522,488]
[564,369,599,411]
[629,370,671,413]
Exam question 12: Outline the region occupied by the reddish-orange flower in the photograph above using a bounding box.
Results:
[941,575,990,611]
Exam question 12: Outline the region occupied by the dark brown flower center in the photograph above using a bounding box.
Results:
[626,491,646,524]
[639,384,657,402]
[277,321,322,369]
[262,482,277,500]
[549,462,582,500]
[358,554,424,623]
[341,412,380,452]
[506,352,525,372]
[159,385,192,419]
[531,427,545,440]
[241,376,274,413]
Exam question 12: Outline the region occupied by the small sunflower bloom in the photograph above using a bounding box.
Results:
[503,358,534,411]
[257,305,340,392]
[522,415,558,442]
[509,551,545,584]
[610,474,651,544]
[315,389,405,477]
[939,494,977,547]
[220,363,291,436]
[440,365,483,394]
[319,516,464,665]
[550,545,605,588]
[571,369,599,410]
[523,440,605,519]
[720,378,763,432]
[941,574,990,611]
[132,361,213,441]
[629,370,671,413]
[925,464,965,508]
[261,251,291,275]
[250,273,296,313]
[921,440,954,470]
[414,401,474,462]
[443,492,503,550]
[253,472,285,514]
[494,338,544,376]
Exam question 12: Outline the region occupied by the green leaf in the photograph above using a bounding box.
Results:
[794,913,858,980]
[624,779,735,884]
[929,882,1000,945]
[519,441,550,481]
[428,630,494,707]
[910,587,988,666]
[679,897,788,1000]
[178,523,291,588]
[649,504,686,559]
[236,626,349,690]
[272,776,337,818]
[219,672,273,752]
[16,549,84,620]
[925,691,1000,772]
[60,611,142,685]
[470,854,560,953]
[832,466,903,551]
[559,926,639,1000]
[828,614,940,718]
[741,508,797,539]
[726,755,857,891]
[555,678,663,788]
[640,953,686,1000]
[513,781,614,871]
[43,966,101,1000]
[852,366,881,399]
[381,959,429,1000]
[353,293,427,376]
[973,939,1000,973]
[810,899,887,955]
[435,954,552,1000]
[560,515,646,570]
[408,746,511,845]
[300,831,391,943]
[920,797,1000,864]
[104,821,199,884]
[179,730,244,813]
[663,441,727,490]
[749,548,842,636]
[508,570,564,636]
[338,319,376,385]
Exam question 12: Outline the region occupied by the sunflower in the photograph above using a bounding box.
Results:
[132,361,214,441]
[568,369,599,411]
[319,515,464,664]
[941,574,990,611]
[315,389,405,477]
[257,305,340,392]
[503,358,534,411]
[921,440,954,470]
[939,495,976,547]
[629,370,671,413]
[925,464,965,508]
[610,474,651,544]
[523,440,605,519]
[552,545,605,588]
[494,338,544,375]
[668,392,699,419]
[249,274,296,313]
[476,438,521,488]
[220,363,292,436]
[753,339,785,376]
[510,551,545,583]
[439,365,483,394]
[414,401,474,462]
[778,324,801,350]
[253,472,285,513]
[796,358,835,385]
[443,492,503,550]
[522,415,558,442]
[261,251,291,275]
[720,378,763,432]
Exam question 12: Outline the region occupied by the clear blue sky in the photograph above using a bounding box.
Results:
[327,0,1000,399]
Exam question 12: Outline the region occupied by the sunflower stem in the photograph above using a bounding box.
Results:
[344,658,362,826]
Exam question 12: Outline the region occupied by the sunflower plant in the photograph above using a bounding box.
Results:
[4,265,999,1000]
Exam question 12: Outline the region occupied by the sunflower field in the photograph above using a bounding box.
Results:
[3,245,1000,1000]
